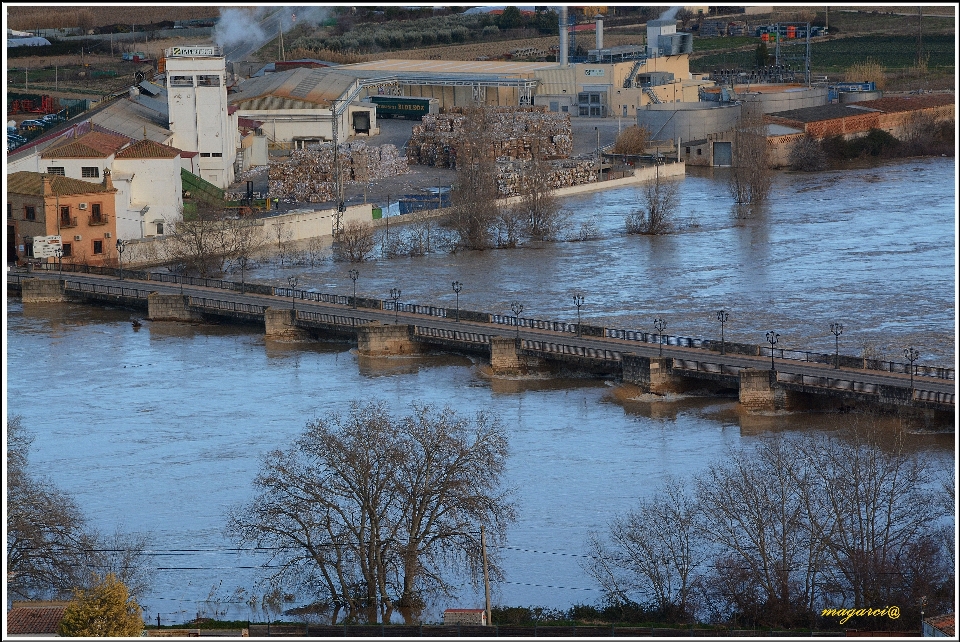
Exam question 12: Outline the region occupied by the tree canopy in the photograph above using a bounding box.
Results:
[227,401,515,624]
[58,573,144,637]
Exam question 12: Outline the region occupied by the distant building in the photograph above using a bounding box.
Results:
[924,612,955,637]
[7,601,70,637]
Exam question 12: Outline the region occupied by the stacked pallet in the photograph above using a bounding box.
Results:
[407,106,573,168]
[495,159,598,196]
[268,142,407,203]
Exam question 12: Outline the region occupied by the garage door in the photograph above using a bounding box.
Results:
[713,141,732,166]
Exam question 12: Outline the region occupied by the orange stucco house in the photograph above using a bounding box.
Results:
[7,170,119,267]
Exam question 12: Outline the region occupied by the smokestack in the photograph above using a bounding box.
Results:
[596,15,603,50]
[559,6,568,68]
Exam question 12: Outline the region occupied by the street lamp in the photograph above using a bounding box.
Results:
[830,322,843,369]
[653,317,666,357]
[903,347,919,392]
[348,269,359,309]
[716,309,729,355]
[390,287,401,323]
[116,238,125,281]
[287,275,299,311]
[573,293,584,337]
[595,126,601,182]
[54,247,63,274]
[766,331,780,371]
[452,281,463,322]
[511,301,524,338]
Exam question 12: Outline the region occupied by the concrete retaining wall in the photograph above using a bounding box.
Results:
[21,278,65,303]
[147,293,203,322]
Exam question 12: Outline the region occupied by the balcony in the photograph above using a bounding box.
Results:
[60,216,79,228]
[88,213,109,226]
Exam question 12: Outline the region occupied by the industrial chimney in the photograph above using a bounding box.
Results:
[559,6,568,68]
[595,15,603,50]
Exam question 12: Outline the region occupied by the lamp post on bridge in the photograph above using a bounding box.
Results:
[573,293,584,337]
[653,317,666,357]
[116,238,125,281]
[511,301,524,339]
[452,281,462,322]
[348,269,359,309]
[903,347,919,393]
[716,309,729,355]
[830,322,843,369]
[287,275,299,311]
[766,331,780,371]
[390,288,402,323]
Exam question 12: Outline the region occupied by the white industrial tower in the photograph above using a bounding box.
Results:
[164,45,238,189]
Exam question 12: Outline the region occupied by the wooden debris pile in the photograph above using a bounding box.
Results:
[268,142,407,203]
[407,106,573,168]
[495,159,598,196]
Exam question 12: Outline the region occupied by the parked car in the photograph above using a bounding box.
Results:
[9,134,28,144]
[41,113,61,124]
[19,119,45,130]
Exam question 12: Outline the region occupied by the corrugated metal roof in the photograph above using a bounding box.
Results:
[7,171,116,196]
[230,68,358,108]
[115,139,181,159]
[91,96,172,142]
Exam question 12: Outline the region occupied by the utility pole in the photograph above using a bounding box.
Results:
[917,7,923,68]
[331,100,345,239]
[481,525,492,627]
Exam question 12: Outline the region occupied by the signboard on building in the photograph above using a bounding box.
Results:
[32,235,62,258]
[584,68,605,76]
[167,46,220,57]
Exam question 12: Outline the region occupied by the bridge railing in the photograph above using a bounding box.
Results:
[386,301,448,318]
[297,311,371,327]
[64,280,152,299]
[414,326,490,344]
[521,339,623,362]
[188,297,266,315]
[493,314,577,334]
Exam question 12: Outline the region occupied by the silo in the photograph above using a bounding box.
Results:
[637,102,742,142]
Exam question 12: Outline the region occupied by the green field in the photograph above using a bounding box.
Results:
[690,33,955,74]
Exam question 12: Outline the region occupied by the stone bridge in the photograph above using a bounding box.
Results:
[11,270,954,425]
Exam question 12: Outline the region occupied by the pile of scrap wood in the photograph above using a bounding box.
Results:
[496,159,598,195]
[407,106,573,168]
[268,142,407,203]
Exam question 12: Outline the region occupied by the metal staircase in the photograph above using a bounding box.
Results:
[643,87,663,104]
[622,58,647,88]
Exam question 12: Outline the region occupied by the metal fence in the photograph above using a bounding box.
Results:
[521,339,622,362]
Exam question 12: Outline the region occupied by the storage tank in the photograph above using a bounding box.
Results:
[637,102,742,142]
[839,90,883,103]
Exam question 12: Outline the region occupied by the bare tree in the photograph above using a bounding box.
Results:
[626,173,679,235]
[272,218,293,267]
[166,207,231,277]
[584,477,704,623]
[225,217,266,293]
[514,143,567,242]
[789,134,827,171]
[612,125,652,156]
[447,107,499,250]
[729,103,772,205]
[333,220,377,262]
[226,401,515,624]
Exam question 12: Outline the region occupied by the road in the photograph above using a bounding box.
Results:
[12,269,955,399]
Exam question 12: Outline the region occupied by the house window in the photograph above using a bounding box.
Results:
[211,152,222,157]
[60,206,71,225]
[685,147,691,154]
[196,74,221,87]
[170,75,193,87]
[47,166,65,176]
[24,205,36,221]
[7,203,11,218]
[697,148,702,156]
[199,152,211,157]
[156,221,164,235]
[91,203,102,223]
[81,166,100,178]
[62,242,72,257]
[93,239,103,254]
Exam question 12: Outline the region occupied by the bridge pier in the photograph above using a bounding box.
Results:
[490,336,523,374]
[21,278,65,303]
[621,353,686,394]
[264,308,311,340]
[357,322,418,356]
[148,293,204,322]
[739,368,793,411]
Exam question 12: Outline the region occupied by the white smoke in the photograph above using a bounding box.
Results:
[658,6,683,21]
[213,6,331,53]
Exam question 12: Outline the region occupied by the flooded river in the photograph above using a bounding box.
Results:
[5,157,955,624]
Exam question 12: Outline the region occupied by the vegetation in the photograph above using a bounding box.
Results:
[612,126,652,156]
[584,428,954,631]
[58,573,144,637]
[447,108,500,251]
[227,401,515,624]
[626,172,680,235]
[788,135,828,171]
[728,104,772,205]
[6,416,153,603]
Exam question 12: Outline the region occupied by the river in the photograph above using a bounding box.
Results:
[5,157,955,625]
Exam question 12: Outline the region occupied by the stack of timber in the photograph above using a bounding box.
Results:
[268,142,407,203]
[496,159,598,196]
[407,106,573,168]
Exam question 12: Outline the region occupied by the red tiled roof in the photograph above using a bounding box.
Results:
[926,613,955,637]
[7,171,116,197]
[115,138,181,159]
[6,604,68,635]
[856,93,954,114]
[41,131,131,159]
